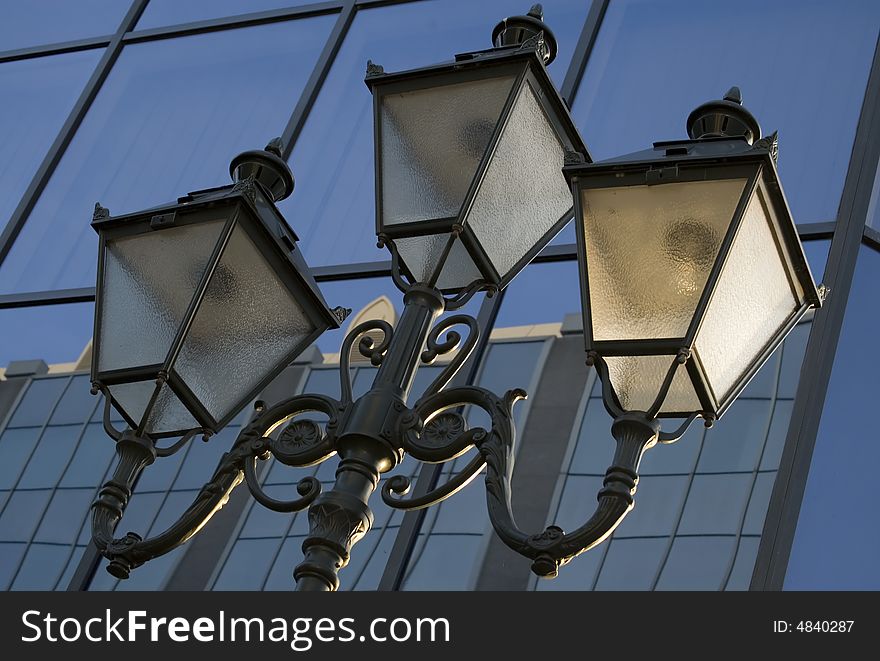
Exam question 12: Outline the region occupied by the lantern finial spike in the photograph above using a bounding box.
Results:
[492,5,557,65]
[723,86,742,104]
[686,85,761,144]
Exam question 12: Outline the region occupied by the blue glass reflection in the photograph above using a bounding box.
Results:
[137,0,318,29]
[280,0,589,267]
[0,303,94,368]
[785,246,880,589]
[0,16,335,294]
[0,0,127,52]
[573,0,879,224]
[495,260,581,329]
[0,50,101,234]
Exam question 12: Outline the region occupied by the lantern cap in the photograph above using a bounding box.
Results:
[229,137,295,202]
[491,4,557,65]
[686,87,762,144]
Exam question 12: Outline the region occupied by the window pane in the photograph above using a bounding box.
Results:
[726,537,759,591]
[10,543,69,590]
[137,0,320,29]
[594,538,666,590]
[696,400,772,473]
[743,473,776,536]
[0,50,101,228]
[572,0,879,223]
[214,537,280,590]
[279,0,589,267]
[34,488,95,544]
[263,536,307,591]
[402,534,484,590]
[349,525,396,591]
[656,536,736,591]
[677,474,751,535]
[0,15,336,295]
[0,543,27,589]
[57,544,86,590]
[17,426,82,488]
[0,1,127,52]
[60,423,116,488]
[786,246,880,589]
[613,475,689,538]
[0,489,52,541]
[0,303,94,369]
[0,428,42,490]
[172,429,234,490]
[49,375,97,425]
[6,377,67,427]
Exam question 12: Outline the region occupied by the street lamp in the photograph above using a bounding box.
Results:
[86,6,821,589]
[364,3,582,297]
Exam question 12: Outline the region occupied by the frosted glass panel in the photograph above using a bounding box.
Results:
[466,82,571,280]
[695,187,801,403]
[394,234,482,290]
[380,75,515,226]
[436,237,483,290]
[98,220,225,372]
[605,354,700,413]
[394,233,451,283]
[583,179,746,341]
[174,223,317,422]
[108,380,198,434]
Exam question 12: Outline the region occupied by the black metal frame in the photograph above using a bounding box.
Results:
[90,168,342,438]
[0,0,870,592]
[564,137,822,421]
[365,44,589,293]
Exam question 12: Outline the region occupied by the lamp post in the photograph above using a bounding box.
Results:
[86,5,821,590]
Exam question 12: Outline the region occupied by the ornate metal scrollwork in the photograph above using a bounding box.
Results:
[91,391,346,579]
[338,319,394,406]
[418,314,480,399]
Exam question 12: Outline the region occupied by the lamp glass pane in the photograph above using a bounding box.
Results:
[394,234,482,291]
[435,237,483,290]
[394,233,451,283]
[97,219,226,373]
[581,179,747,341]
[174,221,317,423]
[108,381,198,434]
[466,82,572,280]
[694,187,802,403]
[380,75,515,226]
[605,354,701,414]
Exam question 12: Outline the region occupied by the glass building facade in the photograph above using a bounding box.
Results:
[0,0,877,591]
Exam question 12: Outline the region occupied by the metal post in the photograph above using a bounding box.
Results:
[294,286,444,590]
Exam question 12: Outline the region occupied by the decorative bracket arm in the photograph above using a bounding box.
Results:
[91,392,344,579]
[466,383,662,579]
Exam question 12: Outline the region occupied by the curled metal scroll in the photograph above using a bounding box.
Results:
[382,386,522,513]
[244,460,322,513]
[92,392,343,579]
[381,453,485,511]
[339,320,394,405]
[418,314,479,399]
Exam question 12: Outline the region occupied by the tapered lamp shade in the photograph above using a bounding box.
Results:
[565,93,822,419]
[366,41,587,293]
[91,144,343,437]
